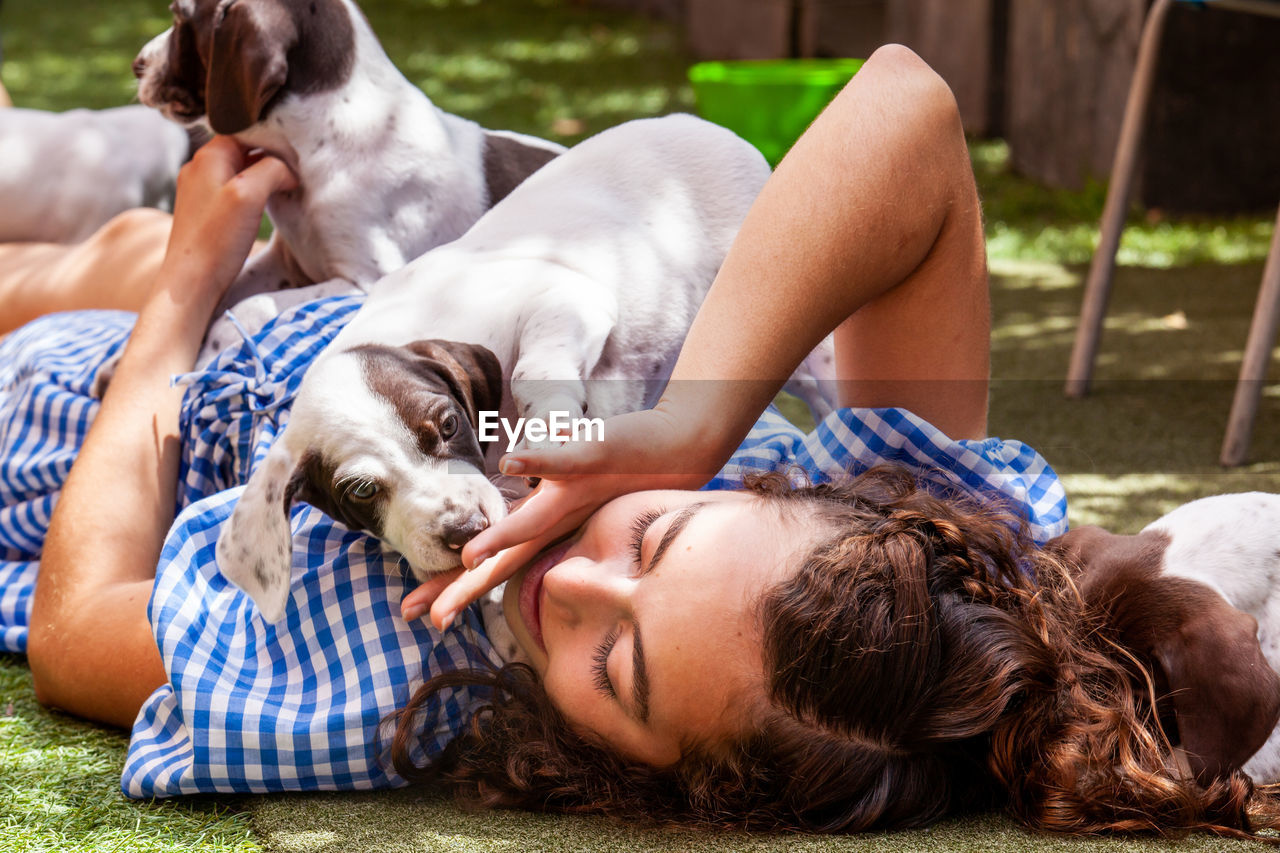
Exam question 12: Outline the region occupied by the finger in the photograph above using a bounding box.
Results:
[187,135,251,181]
[498,437,608,479]
[461,483,590,568]
[428,539,547,631]
[231,154,298,203]
[399,568,461,622]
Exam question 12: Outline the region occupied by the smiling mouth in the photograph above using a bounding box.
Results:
[513,537,575,653]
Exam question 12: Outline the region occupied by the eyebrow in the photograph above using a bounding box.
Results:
[631,502,706,724]
[648,502,704,575]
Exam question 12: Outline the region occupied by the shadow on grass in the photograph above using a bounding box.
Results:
[974,141,1275,268]
[989,260,1280,532]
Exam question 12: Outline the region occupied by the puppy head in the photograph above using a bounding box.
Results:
[217,339,507,621]
[1050,525,1280,783]
[134,0,356,134]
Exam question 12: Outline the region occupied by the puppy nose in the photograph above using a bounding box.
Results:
[132,55,147,78]
[442,513,488,551]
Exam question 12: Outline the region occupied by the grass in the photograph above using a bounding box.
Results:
[974,139,1276,268]
[0,654,257,853]
[2,0,1279,850]
[0,0,695,146]
[987,258,1280,531]
[248,787,1267,853]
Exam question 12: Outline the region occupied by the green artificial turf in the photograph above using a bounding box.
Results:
[249,787,1267,852]
[2,0,1279,850]
[0,653,258,852]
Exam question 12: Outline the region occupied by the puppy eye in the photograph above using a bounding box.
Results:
[347,481,380,501]
[440,414,458,439]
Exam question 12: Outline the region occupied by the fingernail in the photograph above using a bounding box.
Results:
[499,457,524,476]
[402,603,425,622]
[439,609,458,631]
[467,551,492,571]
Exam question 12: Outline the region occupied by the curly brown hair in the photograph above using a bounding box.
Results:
[384,466,1280,839]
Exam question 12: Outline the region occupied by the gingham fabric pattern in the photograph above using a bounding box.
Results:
[122,296,503,797]
[0,310,132,653]
[0,296,1068,800]
[123,492,498,796]
[0,303,502,798]
[707,405,1068,545]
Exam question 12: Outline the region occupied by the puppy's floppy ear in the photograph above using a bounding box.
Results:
[206,0,296,134]
[1150,584,1280,783]
[1051,525,1280,782]
[216,440,302,622]
[404,340,504,429]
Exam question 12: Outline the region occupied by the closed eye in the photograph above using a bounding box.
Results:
[587,508,663,702]
[628,508,663,568]
[591,626,620,698]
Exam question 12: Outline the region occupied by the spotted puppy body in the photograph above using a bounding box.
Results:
[1052,492,1280,784]
[216,113,782,623]
[133,0,564,364]
[0,105,192,243]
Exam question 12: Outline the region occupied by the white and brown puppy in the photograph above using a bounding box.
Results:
[1051,492,1280,784]
[134,0,564,361]
[215,113,777,623]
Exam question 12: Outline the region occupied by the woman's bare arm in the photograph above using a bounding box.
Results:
[0,208,173,336]
[26,138,295,727]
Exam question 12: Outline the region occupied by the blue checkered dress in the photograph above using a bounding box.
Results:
[0,297,1067,799]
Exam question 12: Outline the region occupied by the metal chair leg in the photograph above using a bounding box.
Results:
[1065,0,1176,398]
[1220,204,1280,466]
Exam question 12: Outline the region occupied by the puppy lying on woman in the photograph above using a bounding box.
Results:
[216,113,778,622]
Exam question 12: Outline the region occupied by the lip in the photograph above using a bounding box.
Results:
[514,537,575,653]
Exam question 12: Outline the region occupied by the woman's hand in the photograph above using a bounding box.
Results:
[401,403,741,630]
[155,135,296,313]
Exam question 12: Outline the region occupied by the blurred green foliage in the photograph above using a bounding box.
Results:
[0,0,695,145]
[973,140,1275,267]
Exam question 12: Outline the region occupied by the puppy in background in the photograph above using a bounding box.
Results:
[133,0,564,361]
[0,105,191,243]
[1053,492,1280,785]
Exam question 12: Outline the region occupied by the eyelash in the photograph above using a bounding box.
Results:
[590,507,664,699]
[591,626,620,698]
[628,508,663,567]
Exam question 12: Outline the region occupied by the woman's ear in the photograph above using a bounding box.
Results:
[216,439,301,622]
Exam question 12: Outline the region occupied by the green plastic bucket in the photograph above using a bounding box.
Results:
[688,58,864,166]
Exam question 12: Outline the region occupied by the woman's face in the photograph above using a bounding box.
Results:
[502,489,817,766]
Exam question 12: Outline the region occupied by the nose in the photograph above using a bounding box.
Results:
[132,54,147,79]
[540,554,631,624]
[441,512,488,552]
